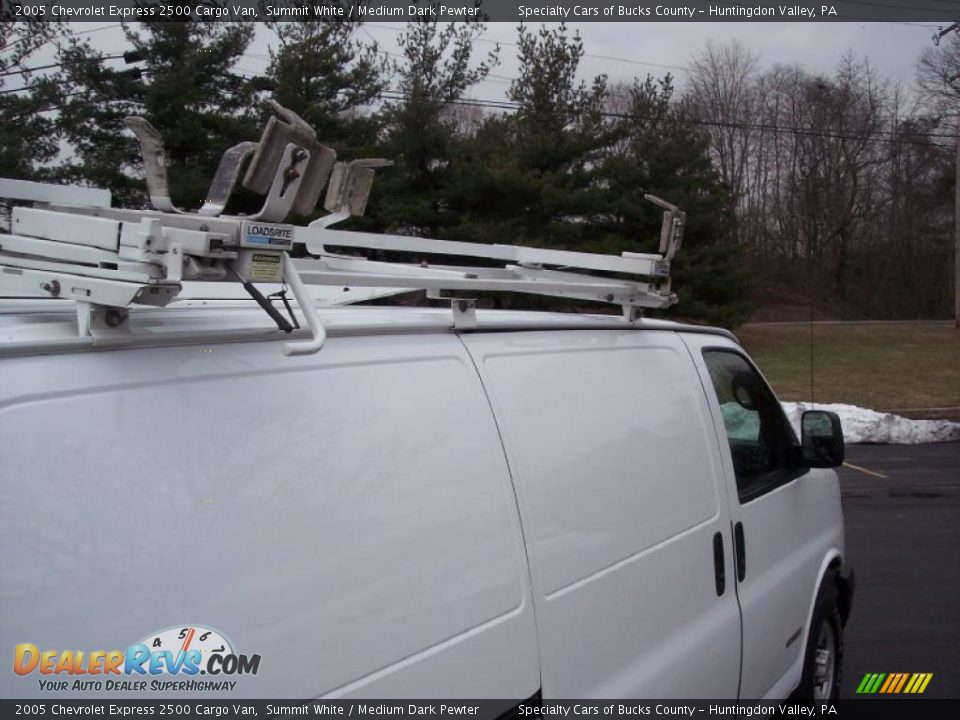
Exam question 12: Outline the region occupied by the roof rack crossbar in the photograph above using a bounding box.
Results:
[301,226,667,278]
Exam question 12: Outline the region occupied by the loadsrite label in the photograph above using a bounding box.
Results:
[240,220,295,251]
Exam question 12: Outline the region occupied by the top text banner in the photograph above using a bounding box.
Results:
[2,0,957,23]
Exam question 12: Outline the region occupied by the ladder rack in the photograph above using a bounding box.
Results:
[0,103,685,356]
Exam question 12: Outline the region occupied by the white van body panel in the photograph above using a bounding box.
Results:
[764,547,844,701]
[679,334,845,699]
[0,302,848,701]
[0,333,539,698]
[461,330,742,699]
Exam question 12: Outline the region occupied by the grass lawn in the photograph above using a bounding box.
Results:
[736,322,960,413]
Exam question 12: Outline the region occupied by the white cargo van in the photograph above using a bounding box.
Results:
[0,107,853,702]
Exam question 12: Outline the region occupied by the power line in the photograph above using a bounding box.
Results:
[0,23,122,55]
[575,53,688,73]
[366,87,954,147]
[200,69,960,148]
[4,89,108,120]
[11,67,951,150]
[0,51,142,80]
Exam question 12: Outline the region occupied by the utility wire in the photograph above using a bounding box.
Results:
[0,23,122,55]
[0,51,141,79]
[226,68,959,147]
[187,62,960,145]
[371,87,957,145]
[8,63,952,148]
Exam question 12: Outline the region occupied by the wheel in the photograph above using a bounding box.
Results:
[794,575,843,700]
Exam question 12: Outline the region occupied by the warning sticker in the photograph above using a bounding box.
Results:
[250,253,283,283]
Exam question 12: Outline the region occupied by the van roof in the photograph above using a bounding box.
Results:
[0,299,737,357]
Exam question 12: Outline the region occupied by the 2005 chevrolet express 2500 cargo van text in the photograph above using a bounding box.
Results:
[0,105,853,702]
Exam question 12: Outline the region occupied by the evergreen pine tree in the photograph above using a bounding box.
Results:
[370,16,497,237]
[601,77,755,326]
[0,21,66,181]
[444,24,611,251]
[57,18,257,209]
[264,20,386,155]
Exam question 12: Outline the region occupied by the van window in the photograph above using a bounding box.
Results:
[702,350,801,502]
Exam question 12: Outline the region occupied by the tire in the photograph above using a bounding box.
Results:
[794,575,844,700]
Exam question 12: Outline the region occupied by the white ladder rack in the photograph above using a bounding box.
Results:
[0,104,684,356]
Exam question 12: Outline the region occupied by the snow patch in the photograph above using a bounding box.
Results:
[782,402,960,445]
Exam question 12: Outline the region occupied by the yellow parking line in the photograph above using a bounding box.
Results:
[842,461,889,479]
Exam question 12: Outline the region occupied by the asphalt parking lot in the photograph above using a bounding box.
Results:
[837,442,960,699]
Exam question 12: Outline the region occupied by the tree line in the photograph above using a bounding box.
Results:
[684,40,955,321]
[1,17,956,326]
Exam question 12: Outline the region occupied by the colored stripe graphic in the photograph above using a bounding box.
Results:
[855,673,873,693]
[856,672,933,694]
[893,673,909,693]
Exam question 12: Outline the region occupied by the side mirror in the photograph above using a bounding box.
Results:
[801,410,845,468]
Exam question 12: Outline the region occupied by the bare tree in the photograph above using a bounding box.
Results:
[685,40,760,243]
[917,31,960,116]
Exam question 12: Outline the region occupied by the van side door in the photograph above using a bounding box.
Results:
[0,332,542,699]
[681,334,845,699]
[462,329,742,698]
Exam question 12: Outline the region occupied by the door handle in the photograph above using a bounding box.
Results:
[712,531,725,596]
[734,521,746,582]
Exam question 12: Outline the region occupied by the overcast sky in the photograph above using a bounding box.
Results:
[372,21,938,98]
[239,21,939,104]
[48,21,941,103]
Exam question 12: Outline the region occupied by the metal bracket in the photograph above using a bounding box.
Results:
[324,159,393,216]
[242,101,336,218]
[77,302,131,340]
[645,193,685,261]
[125,116,183,214]
[198,141,259,217]
[451,298,478,329]
[246,143,311,223]
[127,101,337,221]
[428,290,478,329]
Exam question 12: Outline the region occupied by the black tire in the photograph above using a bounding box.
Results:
[794,574,844,700]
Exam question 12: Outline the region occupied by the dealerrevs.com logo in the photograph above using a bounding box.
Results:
[12,625,261,692]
